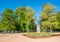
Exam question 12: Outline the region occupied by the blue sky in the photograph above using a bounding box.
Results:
[0,0,60,22]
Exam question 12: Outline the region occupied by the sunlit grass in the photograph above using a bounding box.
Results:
[24,32,52,36]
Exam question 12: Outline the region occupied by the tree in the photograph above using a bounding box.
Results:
[15,6,26,32]
[24,7,34,32]
[56,12,60,29]
[0,8,16,31]
[15,6,35,32]
[40,3,59,32]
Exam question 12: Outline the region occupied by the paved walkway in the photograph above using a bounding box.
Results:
[0,33,60,42]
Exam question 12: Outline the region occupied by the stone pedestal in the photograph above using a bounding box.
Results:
[37,24,40,33]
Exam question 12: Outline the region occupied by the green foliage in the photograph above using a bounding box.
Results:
[57,12,60,29]
[15,6,26,31]
[0,7,35,32]
[15,6,35,32]
[0,8,16,31]
[40,3,59,32]
[0,3,60,33]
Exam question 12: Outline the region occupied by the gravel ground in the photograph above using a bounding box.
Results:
[0,33,60,42]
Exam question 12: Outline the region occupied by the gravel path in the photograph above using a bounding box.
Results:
[0,33,60,42]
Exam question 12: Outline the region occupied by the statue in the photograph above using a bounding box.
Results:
[36,18,40,33]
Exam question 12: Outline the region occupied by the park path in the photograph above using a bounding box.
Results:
[0,33,60,42]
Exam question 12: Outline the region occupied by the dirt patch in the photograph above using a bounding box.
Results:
[0,34,9,37]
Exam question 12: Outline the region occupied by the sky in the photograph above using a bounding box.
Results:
[0,0,60,23]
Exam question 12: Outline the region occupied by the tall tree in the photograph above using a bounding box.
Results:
[57,12,60,29]
[15,6,26,32]
[15,6,35,32]
[40,3,59,32]
[0,8,16,31]
[24,7,34,32]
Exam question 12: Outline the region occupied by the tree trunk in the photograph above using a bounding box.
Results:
[50,28,52,33]
[26,24,29,32]
[21,22,24,32]
[4,30,6,34]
